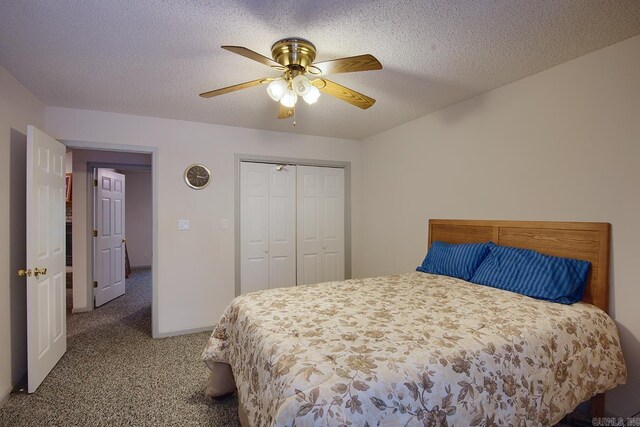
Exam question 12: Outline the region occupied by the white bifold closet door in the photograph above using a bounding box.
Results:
[297,166,345,285]
[240,162,296,294]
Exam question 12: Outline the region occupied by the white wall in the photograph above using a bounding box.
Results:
[360,35,640,417]
[124,170,152,268]
[70,150,151,311]
[65,151,72,173]
[0,66,45,406]
[45,108,363,337]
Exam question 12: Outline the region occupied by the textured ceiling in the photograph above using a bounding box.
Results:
[1,1,639,140]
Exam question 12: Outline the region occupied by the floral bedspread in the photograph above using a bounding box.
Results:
[202,272,626,426]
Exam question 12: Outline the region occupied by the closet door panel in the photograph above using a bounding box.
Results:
[297,166,323,285]
[301,254,321,285]
[322,168,345,282]
[240,163,270,294]
[297,166,345,285]
[268,165,296,288]
[323,252,339,283]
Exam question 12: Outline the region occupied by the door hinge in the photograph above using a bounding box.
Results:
[93,179,98,187]
[93,230,97,237]
[93,281,98,288]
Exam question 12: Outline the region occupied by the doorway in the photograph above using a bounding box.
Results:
[64,144,157,336]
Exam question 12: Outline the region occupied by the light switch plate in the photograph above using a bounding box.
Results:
[178,219,190,230]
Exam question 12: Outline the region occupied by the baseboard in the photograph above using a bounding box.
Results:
[155,325,214,338]
[0,386,11,409]
[131,265,151,270]
[72,306,92,313]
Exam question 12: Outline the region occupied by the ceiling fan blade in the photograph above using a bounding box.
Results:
[199,78,269,98]
[278,104,294,119]
[312,54,382,75]
[222,46,280,68]
[313,78,376,109]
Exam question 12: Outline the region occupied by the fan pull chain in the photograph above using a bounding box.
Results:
[293,108,296,127]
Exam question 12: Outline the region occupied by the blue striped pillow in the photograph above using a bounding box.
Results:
[416,241,491,281]
[470,243,591,304]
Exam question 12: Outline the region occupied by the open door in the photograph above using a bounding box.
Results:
[23,125,67,393]
[94,169,126,307]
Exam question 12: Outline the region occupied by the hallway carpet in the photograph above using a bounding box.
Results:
[0,269,240,426]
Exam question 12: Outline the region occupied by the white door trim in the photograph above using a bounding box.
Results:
[234,154,352,297]
[61,140,159,338]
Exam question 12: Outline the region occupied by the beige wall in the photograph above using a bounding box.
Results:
[360,35,640,416]
[0,66,45,405]
[45,107,363,337]
[125,170,152,268]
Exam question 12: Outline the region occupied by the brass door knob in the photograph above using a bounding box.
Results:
[33,267,47,278]
[18,269,32,277]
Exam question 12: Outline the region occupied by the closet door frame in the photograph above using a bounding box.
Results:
[234,154,352,297]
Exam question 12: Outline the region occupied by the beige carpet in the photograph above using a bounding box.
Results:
[0,269,240,426]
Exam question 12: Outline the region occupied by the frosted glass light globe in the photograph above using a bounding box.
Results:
[302,86,320,104]
[266,79,288,101]
[280,89,298,108]
[292,75,312,96]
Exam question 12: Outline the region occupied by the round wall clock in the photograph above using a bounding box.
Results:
[184,164,211,189]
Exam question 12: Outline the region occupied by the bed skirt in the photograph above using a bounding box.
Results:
[204,361,236,398]
[205,362,251,427]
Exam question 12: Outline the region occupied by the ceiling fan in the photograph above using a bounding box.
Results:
[199,38,382,120]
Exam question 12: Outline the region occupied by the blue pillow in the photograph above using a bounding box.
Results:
[470,243,591,304]
[416,241,491,281]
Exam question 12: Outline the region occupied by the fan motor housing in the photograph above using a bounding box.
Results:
[271,38,316,68]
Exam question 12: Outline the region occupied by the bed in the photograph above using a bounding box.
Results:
[202,219,627,426]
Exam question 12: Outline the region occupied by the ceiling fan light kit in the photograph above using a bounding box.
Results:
[267,74,320,108]
[199,37,382,121]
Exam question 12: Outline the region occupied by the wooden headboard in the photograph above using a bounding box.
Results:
[428,219,611,312]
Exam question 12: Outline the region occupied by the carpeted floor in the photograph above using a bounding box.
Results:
[0,269,240,426]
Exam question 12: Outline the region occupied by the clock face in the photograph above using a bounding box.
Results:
[184,164,211,189]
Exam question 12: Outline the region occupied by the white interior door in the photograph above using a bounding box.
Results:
[268,165,296,288]
[297,166,345,285]
[26,125,66,393]
[94,169,126,307]
[240,162,296,294]
[321,167,345,281]
[297,166,323,285]
[240,162,270,294]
